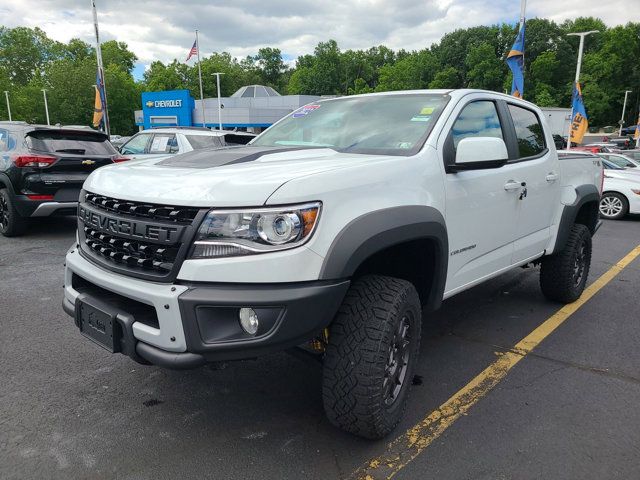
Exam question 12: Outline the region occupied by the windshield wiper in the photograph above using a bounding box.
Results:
[55,148,86,154]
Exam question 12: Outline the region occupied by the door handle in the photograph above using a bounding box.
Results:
[504,181,522,191]
[546,172,559,182]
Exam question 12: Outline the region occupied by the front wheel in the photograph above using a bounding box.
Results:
[540,224,592,303]
[599,192,628,220]
[322,275,422,439]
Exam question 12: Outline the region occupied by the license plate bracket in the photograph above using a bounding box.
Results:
[76,298,121,352]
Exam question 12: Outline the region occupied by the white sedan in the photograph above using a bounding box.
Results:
[599,159,640,219]
[118,128,256,162]
[559,150,640,220]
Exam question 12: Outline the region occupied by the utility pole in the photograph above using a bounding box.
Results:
[42,89,50,126]
[618,90,632,137]
[3,91,10,121]
[195,30,206,128]
[566,30,598,149]
[212,72,224,131]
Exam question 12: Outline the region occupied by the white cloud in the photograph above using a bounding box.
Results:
[0,0,633,66]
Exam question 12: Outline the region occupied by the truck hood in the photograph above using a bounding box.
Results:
[83,146,388,207]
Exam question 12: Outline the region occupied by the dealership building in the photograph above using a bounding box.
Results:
[134,86,320,132]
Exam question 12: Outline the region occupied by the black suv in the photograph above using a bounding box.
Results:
[0,122,127,236]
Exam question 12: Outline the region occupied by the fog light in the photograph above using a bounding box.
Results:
[239,308,259,335]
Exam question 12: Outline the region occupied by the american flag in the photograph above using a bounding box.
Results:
[186,40,198,61]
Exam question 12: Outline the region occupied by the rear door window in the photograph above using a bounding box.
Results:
[149,134,178,154]
[120,133,152,155]
[507,104,546,158]
[27,130,116,155]
[185,135,223,150]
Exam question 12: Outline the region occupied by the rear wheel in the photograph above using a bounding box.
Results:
[540,224,592,303]
[0,188,28,237]
[322,275,422,439]
[599,192,628,220]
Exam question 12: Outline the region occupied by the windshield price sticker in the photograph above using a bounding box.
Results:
[411,105,436,122]
[293,104,321,118]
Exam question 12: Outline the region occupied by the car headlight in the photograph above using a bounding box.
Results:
[190,202,321,258]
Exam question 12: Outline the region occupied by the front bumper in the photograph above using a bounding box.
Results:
[63,246,349,368]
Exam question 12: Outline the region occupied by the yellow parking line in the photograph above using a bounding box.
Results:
[352,245,640,480]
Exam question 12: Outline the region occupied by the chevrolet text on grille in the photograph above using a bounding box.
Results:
[78,205,181,243]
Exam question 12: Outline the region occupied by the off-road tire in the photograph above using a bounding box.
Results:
[599,192,628,220]
[0,188,28,237]
[540,224,592,303]
[322,274,422,439]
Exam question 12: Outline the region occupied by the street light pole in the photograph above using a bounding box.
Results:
[4,91,11,121]
[618,90,632,137]
[566,30,599,150]
[42,89,50,126]
[212,72,224,131]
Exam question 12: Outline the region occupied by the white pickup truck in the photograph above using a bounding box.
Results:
[62,89,602,439]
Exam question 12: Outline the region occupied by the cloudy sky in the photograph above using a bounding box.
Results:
[0,0,632,78]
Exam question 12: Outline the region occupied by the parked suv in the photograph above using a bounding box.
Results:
[0,123,127,236]
[63,90,602,439]
[118,127,256,161]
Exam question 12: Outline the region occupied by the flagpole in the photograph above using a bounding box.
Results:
[520,0,526,72]
[91,0,110,136]
[566,30,598,149]
[195,30,206,128]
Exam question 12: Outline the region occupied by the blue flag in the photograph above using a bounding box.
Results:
[570,82,588,145]
[506,21,525,98]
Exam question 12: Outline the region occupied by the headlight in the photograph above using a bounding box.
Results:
[191,202,321,258]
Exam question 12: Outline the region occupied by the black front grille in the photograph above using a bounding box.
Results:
[85,192,199,224]
[78,191,205,281]
[83,226,178,273]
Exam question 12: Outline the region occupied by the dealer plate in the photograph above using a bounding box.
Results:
[77,299,118,352]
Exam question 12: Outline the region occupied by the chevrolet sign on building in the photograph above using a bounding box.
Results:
[136,86,322,132]
[140,90,195,129]
[148,99,183,108]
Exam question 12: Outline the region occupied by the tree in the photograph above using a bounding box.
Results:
[0,26,63,85]
[104,64,139,133]
[465,42,505,91]
[376,50,439,92]
[429,67,460,89]
[348,78,373,95]
[287,40,343,95]
[101,40,138,73]
[250,47,287,91]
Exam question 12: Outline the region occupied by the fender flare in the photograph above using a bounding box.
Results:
[553,184,600,253]
[319,206,448,312]
[0,172,16,195]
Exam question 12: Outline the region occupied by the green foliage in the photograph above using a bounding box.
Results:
[376,50,438,91]
[101,40,138,73]
[465,42,505,90]
[428,67,460,89]
[348,78,373,95]
[0,27,139,134]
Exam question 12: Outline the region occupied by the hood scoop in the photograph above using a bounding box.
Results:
[155,146,318,169]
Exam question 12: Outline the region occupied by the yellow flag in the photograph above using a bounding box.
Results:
[92,85,103,128]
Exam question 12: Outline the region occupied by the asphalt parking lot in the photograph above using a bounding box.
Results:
[2,216,640,479]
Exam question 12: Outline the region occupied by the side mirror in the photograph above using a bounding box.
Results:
[452,137,508,171]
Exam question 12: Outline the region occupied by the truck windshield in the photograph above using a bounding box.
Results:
[252,94,449,156]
